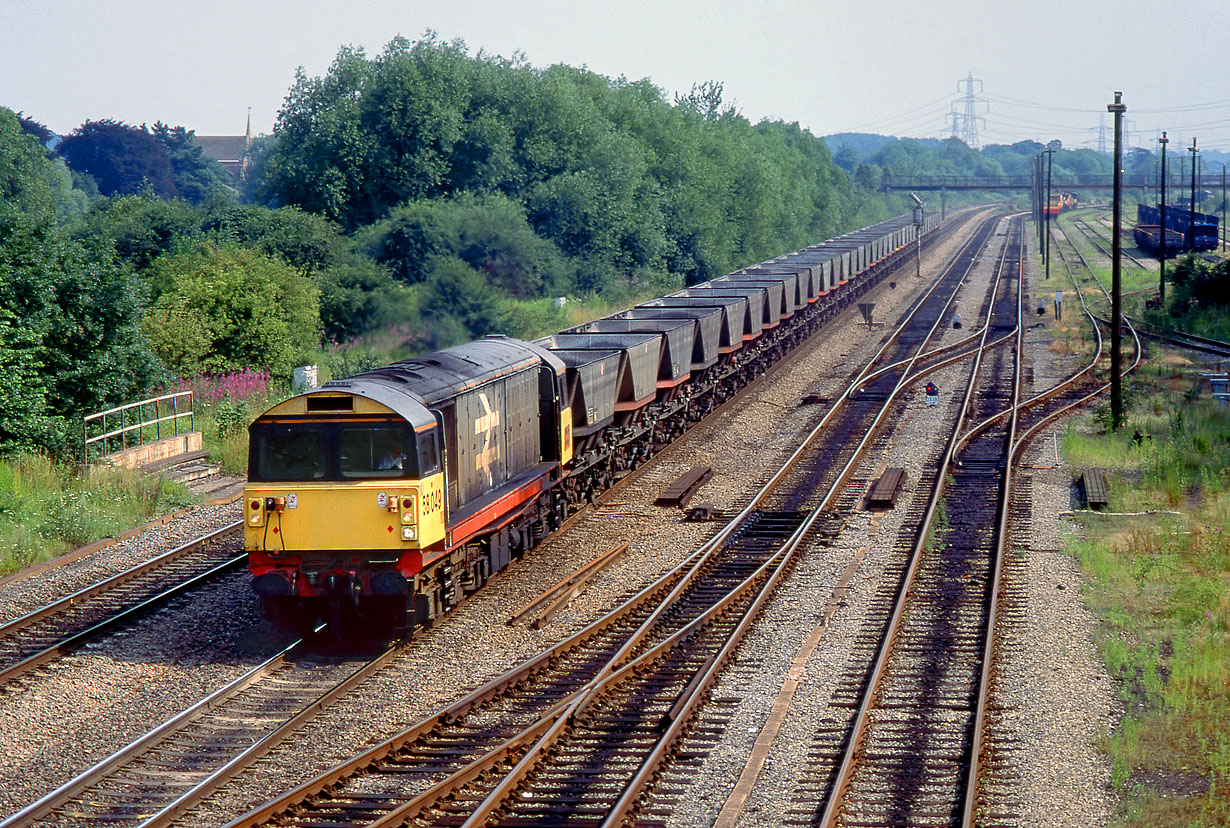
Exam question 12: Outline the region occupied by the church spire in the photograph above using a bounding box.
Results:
[240,107,252,183]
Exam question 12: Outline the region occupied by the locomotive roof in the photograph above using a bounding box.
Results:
[319,337,564,431]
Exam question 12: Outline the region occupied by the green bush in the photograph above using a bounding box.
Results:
[143,242,321,378]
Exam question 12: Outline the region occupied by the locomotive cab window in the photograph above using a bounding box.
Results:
[417,428,441,476]
[253,425,327,481]
[339,424,417,478]
[250,420,419,481]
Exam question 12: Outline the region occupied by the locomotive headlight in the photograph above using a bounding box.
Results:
[401,526,416,541]
[248,499,264,527]
[400,495,417,523]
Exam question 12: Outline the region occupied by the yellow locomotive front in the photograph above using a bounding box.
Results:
[244,391,447,611]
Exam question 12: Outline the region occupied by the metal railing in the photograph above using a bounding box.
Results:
[883,172,1211,192]
[82,391,194,462]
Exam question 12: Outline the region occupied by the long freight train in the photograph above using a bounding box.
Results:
[243,211,943,631]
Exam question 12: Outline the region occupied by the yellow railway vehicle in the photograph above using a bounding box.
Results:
[245,337,570,630]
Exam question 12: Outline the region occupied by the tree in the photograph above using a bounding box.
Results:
[150,122,232,203]
[16,112,54,150]
[73,195,200,274]
[0,109,166,452]
[257,36,863,296]
[144,243,321,377]
[360,193,576,297]
[1169,255,1230,311]
[201,202,413,339]
[832,144,861,174]
[36,236,165,416]
[0,309,52,453]
[420,255,506,341]
[57,120,178,198]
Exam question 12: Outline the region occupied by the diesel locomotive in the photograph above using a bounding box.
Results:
[244,211,943,631]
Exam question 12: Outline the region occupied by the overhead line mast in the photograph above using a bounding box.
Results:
[949,72,989,149]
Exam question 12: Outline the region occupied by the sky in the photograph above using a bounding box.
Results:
[3,0,1230,154]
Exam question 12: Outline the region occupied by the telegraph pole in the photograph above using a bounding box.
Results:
[1108,92,1125,430]
[911,193,925,279]
[1036,153,1046,252]
[1044,147,1054,281]
[1189,138,1199,252]
[1158,132,1168,303]
[1033,154,1042,249]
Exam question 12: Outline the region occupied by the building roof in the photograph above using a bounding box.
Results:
[196,135,248,163]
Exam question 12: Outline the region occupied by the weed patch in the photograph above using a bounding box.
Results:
[1064,379,1230,827]
[0,455,193,575]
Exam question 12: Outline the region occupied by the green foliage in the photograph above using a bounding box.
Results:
[143,242,321,377]
[0,109,166,455]
[0,453,193,574]
[260,35,869,292]
[0,108,58,224]
[72,194,201,273]
[212,397,248,438]
[200,201,414,339]
[0,310,53,454]
[149,122,233,203]
[359,192,575,296]
[35,235,167,418]
[57,119,179,198]
[1169,254,1230,313]
[1067,387,1230,827]
[15,112,54,148]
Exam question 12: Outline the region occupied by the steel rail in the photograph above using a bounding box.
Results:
[506,542,629,627]
[953,239,1107,455]
[961,218,1025,826]
[460,216,1004,828]
[0,552,248,685]
[0,634,313,827]
[818,215,1021,828]
[958,204,1155,456]
[1070,215,1149,270]
[1118,318,1230,359]
[0,522,240,640]
[140,636,401,828]
[372,535,792,828]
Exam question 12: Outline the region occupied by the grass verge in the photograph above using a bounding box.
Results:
[1063,368,1229,827]
[0,455,195,576]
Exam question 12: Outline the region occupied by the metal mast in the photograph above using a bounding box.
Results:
[949,72,988,149]
[1109,92,1126,430]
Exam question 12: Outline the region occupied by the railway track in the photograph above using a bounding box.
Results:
[768,217,1019,828]
[0,628,398,828]
[204,214,1009,828]
[1068,214,1150,271]
[0,523,244,686]
[1064,216,1230,359]
[0,213,981,828]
